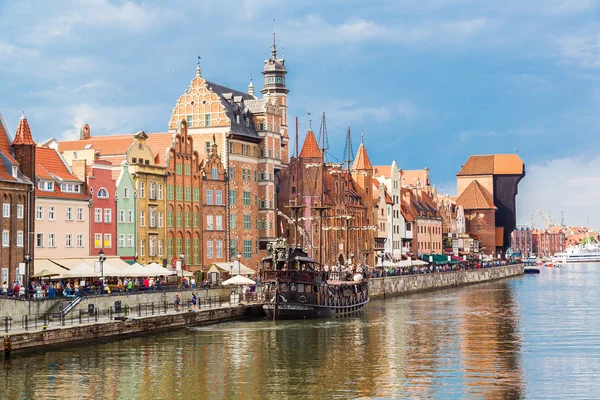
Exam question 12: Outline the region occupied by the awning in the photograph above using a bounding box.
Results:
[33,259,69,276]
[211,262,256,275]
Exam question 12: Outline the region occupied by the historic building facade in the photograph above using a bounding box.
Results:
[165,120,203,273]
[84,160,117,256]
[0,112,34,285]
[115,161,136,260]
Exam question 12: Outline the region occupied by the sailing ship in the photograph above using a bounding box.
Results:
[260,238,369,319]
[260,114,371,320]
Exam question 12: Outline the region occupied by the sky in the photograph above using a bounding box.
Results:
[1,0,599,229]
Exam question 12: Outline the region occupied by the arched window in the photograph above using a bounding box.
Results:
[97,188,109,199]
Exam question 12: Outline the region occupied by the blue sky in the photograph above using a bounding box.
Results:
[1,0,599,229]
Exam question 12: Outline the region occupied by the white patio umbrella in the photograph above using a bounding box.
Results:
[222,275,256,286]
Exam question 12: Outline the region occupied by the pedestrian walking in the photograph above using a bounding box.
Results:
[191,292,197,311]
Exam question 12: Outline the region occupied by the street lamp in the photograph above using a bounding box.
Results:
[179,251,185,287]
[98,249,106,290]
[235,252,242,275]
[24,252,32,299]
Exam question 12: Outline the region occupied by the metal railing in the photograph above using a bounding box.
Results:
[1,294,258,333]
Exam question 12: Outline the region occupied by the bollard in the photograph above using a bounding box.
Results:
[138,303,142,317]
[95,309,99,322]
[151,303,155,315]
[4,317,11,333]
[3,336,11,357]
[23,315,28,331]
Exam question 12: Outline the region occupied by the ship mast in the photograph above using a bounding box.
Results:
[312,112,329,269]
[286,116,304,246]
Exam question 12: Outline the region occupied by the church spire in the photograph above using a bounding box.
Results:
[12,112,35,146]
[271,31,277,59]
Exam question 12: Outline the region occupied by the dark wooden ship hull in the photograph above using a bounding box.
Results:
[263,298,368,319]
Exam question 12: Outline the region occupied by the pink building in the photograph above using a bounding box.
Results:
[34,147,90,259]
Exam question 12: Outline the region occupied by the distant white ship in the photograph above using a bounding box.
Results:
[552,243,600,265]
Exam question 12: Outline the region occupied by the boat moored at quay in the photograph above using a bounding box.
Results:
[552,243,600,265]
[260,238,369,320]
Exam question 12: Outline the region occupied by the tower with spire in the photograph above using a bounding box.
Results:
[261,31,289,137]
[12,112,36,182]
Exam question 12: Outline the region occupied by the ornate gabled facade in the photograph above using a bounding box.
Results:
[165,120,203,274]
[167,40,289,268]
[201,136,227,267]
[1,112,34,285]
[115,161,136,260]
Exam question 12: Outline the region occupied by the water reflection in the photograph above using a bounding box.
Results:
[5,267,598,399]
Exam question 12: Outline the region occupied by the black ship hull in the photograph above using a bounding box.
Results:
[263,298,369,320]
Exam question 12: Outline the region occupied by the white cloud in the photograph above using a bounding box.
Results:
[517,157,600,230]
[59,103,163,140]
[555,32,600,68]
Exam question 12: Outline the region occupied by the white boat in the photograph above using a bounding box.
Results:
[552,243,600,265]
[524,257,541,274]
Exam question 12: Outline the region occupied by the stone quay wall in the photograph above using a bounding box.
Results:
[368,264,524,299]
[0,287,231,321]
[5,304,262,353]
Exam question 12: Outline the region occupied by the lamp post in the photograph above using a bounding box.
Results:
[235,252,242,275]
[179,251,185,287]
[98,249,106,291]
[24,252,32,299]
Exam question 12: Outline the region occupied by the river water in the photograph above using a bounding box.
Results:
[2,264,599,399]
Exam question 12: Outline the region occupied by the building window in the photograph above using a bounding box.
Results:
[149,236,156,257]
[158,240,163,257]
[36,206,43,220]
[243,240,252,258]
[230,214,237,230]
[243,191,250,206]
[205,113,211,127]
[205,141,211,154]
[158,184,163,200]
[97,188,109,199]
[176,211,182,227]
[94,208,102,223]
[48,206,56,221]
[15,231,23,247]
[119,210,125,223]
[149,182,156,199]
[36,233,44,248]
[167,185,174,200]
[212,168,218,180]
[149,208,156,227]
[193,238,199,264]
[139,210,145,227]
[193,212,199,227]
[124,187,129,198]
[1,230,9,247]
[94,233,102,248]
[127,210,134,223]
[65,234,73,248]
[104,209,112,223]
[186,115,192,126]
[207,240,214,259]
[167,211,173,227]
[176,164,182,175]
[176,237,182,255]
[185,187,191,202]
[193,188,199,202]
[176,186,183,201]
[158,211,163,228]
[216,215,223,230]
[119,234,125,248]
[244,215,251,230]
[77,207,84,221]
[139,182,145,198]
[185,164,191,176]
[216,240,223,259]
[206,190,213,205]
[215,190,222,205]
[127,234,134,248]
[185,211,191,227]
[206,215,214,230]
[140,239,145,256]
[48,233,56,248]
[16,204,24,219]
[229,142,234,154]
[229,190,237,205]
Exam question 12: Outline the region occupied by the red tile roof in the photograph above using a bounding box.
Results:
[36,148,81,182]
[457,154,524,176]
[352,142,373,170]
[373,165,391,178]
[299,129,322,159]
[12,113,35,145]
[455,180,496,210]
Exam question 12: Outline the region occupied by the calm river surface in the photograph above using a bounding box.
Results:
[2,264,600,399]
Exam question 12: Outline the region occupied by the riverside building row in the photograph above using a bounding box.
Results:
[0,36,525,283]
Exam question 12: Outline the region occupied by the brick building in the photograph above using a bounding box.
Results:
[0,112,34,286]
[456,154,525,257]
[511,227,532,257]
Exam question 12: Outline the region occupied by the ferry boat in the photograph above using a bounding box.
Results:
[260,238,369,320]
[524,257,541,274]
[552,243,600,265]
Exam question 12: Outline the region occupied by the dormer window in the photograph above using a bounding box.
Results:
[60,183,81,193]
[38,181,54,191]
[245,116,250,127]
[97,188,109,199]
[12,166,18,178]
